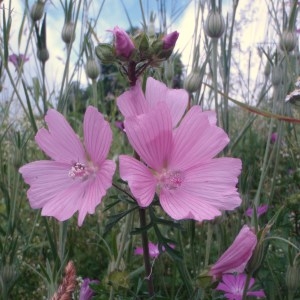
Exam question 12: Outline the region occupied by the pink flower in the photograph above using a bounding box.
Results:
[134,242,161,258]
[162,31,179,50]
[111,26,135,59]
[19,106,116,226]
[245,204,268,218]
[119,101,242,221]
[216,273,265,299]
[270,132,277,143]
[79,278,99,300]
[117,77,189,127]
[209,225,257,277]
[134,242,175,258]
[9,53,29,69]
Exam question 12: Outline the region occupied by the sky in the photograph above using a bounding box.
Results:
[2,0,285,109]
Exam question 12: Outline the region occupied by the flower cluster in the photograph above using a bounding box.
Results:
[19,77,242,226]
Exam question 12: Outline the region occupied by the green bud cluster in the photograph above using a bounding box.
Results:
[95,31,178,68]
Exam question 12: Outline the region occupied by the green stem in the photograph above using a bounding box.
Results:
[58,220,68,263]
[92,78,98,108]
[242,272,252,300]
[139,208,154,297]
[204,223,213,267]
[212,38,219,126]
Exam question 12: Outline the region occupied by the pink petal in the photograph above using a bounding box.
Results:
[19,160,75,209]
[77,159,116,226]
[35,109,85,163]
[145,77,188,126]
[41,181,85,221]
[83,106,112,164]
[134,247,144,256]
[160,187,222,221]
[247,290,266,298]
[124,102,173,171]
[159,158,241,221]
[117,80,150,118]
[183,158,242,211]
[210,225,257,276]
[170,106,229,170]
[119,155,156,207]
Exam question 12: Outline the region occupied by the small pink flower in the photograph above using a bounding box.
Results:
[270,132,277,143]
[216,273,265,299]
[119,101,242,222]
[79,278,99,300]
[209,225,257,277]
[19,106,116,226]
[117,77,189,127]
[115,120,125,132]
[134,242,160,258]
[162,31,179,50]
[111,26,135,59]
[9,53,29,69]
[134,242,175,258]
[245,204,268,218]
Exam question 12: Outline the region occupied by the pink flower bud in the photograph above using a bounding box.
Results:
[111,26,135,59]
[162,31,179,50]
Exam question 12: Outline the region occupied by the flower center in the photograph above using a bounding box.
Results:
[69,162,97,181]
[158,169,184,191]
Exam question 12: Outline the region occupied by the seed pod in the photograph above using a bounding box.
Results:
[30,1,45,22]
[85,58,100,80]
[61,22,76,44]
[204,10,225,39]
[280,30,298,52]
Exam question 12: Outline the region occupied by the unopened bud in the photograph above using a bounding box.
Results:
[30,1,45,22]
[280,30,298,52]
[85,58,100,80]
[1,265,16,285]
[264,62,271,78]
[111,26,135,59]
[37,48,49,63]
[271,66,283,86]
[286,264,300,292]
[95,43,115,64]
[247,238,266,274]
[184,70,201,93]
[61,22,76,44]
[204,10,225,39]
[162,31,179,50]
